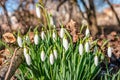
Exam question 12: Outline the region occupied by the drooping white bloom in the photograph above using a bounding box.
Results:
[41,50,46,62]
[25,53,31,66]
[79,43,83,55]
[63,37,69,51]
[34,33,39,45]
[85,41,90,53]
[85,27,90,37]
[107,46,112,58]
[52,31,56,41]
[23,46,27,57]
[36,5,41,18]
[50,16,54,25]
[60,28,65,38]
[53,49,57,59]
[41,31,45,40]
[50,53,54,65]
[94,55,98,66]
[17,36,22,47]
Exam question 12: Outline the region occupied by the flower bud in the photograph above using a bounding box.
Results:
[94,55,98,66]
[85,27,90,37]
[52,31,56,41]
[36,5,41,18]
[17,36,23,47]
[50,15,54,25]
[63,37,69,51]
[25,53,31,66]
[79,43,83,55]
[107,46,112,58]
[34,32,39,45]
[41,31,45,40]
[23,46,28,57]
[85,41,90,53]
[60,28,65,38]
[41,50,46,62]
[50,53,54,65]
[53,49,57,59]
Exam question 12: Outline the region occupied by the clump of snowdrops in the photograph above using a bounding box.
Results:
[15,3,113,80]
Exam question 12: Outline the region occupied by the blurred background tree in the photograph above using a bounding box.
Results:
[0,0,120,36]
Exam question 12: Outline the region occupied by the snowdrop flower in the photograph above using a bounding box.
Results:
[85,41,90,53]
[34,32,39,45]
[41,31,45,40]
[23,46,28,57]
[50,53,54,65]
[52,30,56,41]
[63,36,69,51]
[50,15,54,25]
[60,28,65,38]
[79,43,83,55]
[107,46,112,58]
[17,35,23,47]
[94,55,98,66]
[25,53,31,66]
[36,5,41,18]
[41,50,46,62]
[53,49,57,59]
[85,27,90,37]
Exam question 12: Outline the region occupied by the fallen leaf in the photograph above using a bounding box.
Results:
[2,32,16,43]
[29,32,34,43]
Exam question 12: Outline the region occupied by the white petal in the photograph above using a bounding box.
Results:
[85,28,90,37]
[23,47,27,57]
[50,16,54,25]
[41,51,46,62]
[63,38,69,51]
[36,6,41,18]
[17,36,22,47]
[94,55,98,66]
[53,49,57,59]
[25,53,31,65]
[85,41,90,53]
[41,31,45,40]
[50,53,54,65]
[60,28,64,38]
[34,34,39,45]
[52,32,56,41]
[79,43,83,55]
[107,47,112,58]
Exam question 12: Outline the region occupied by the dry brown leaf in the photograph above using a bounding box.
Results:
[29,32,34,43]
[2,32,16,43]
[66,19,78,42]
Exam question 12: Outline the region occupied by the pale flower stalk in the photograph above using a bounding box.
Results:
[63,37,69,51]
[94,55,98,66]
[34,32,39,45]
[107,46,112,58]
[36,5,41,18]
[79,43,83,55]
[85,27,90,37]
[41,50,46,62]
[41,31,45,40]
[50,53,54,65]
[17,36,22,47]
[60,28,65,38]
[53,49,57,59]
[85,41,90,53]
